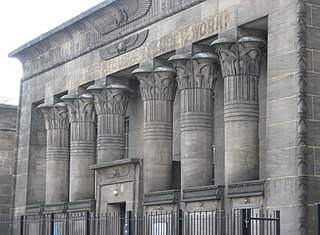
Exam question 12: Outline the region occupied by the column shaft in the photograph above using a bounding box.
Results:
[97,114,124,162]
[38,103,70,204]
[132,66,177,193]
[62,93,96,202]
[169,53,219,189]
[143,100,173,192]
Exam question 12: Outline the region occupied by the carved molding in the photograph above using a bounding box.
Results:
[37,102,69,130]
[61,93,96,123]
[227,180,264,198]
[182,185,224,202]
[296,0,308,234]
[144,190,181,205]
[87,83,132,116]
[100,30,149,60]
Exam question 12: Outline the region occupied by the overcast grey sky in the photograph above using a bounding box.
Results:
[0,0,104,105]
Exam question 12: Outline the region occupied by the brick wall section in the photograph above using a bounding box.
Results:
[0,104,17,217]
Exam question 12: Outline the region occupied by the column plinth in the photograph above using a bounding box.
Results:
[169,53,219,189]
[211,36,266,184]
[38,102,70,204]
[61,93,96,202]
[132,66,177,193]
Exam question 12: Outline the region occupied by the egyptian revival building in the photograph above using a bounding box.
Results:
[6,0,320,234]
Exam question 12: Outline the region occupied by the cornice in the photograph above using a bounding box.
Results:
[9,0,206,81]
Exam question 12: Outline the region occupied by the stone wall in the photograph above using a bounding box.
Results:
[0,104,17,217]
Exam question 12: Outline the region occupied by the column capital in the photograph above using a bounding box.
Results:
[132,66,177,101]
[61,93,96,123]
[168,52,219,91]
[37,102,69,130]
[211,36,266,79]
[87,83,132,116]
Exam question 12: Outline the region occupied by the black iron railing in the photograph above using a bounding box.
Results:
[0,209,280,235]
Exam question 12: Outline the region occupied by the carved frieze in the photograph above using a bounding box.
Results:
[97,165,131,184]
[100,30,149,61]
[37,103,69,130]
[87,0,151,35]
[61,93,96,123]
[87,83,133,116]
[12,0,210,80]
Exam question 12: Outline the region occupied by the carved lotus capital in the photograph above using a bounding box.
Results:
[38,102,69,130]
[132,66,177,101]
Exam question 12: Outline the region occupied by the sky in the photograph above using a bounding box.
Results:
[0,0,105,105]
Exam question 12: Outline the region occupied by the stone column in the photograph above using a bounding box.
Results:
[61,93,96,201]
[87,83,132,163]
[132,66,177,193]
[168,53,219,189]
[38,103,70,204]
[211,36,266,184]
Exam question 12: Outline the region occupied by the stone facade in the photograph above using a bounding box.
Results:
[0,104,17,217]
[7,0,320,234]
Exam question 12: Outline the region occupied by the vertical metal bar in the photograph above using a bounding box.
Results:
[275,210,280,235]
[86,211,90,235]
[176,209,182,235]
[316,204,320,235]
[240,209,251,235]
[19,215,24,235]
[127,211,133,235]
[49,213,54,235]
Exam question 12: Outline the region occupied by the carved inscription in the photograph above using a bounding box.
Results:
[107,10,235,73]
[159,11,233,51]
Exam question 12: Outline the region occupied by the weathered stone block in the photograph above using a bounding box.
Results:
[264,178,296,206]
[307,72,320,95]
[312,5,320,27]
[265,122,296,150]
[266,96,297,123]
[263,148,297,178]
[268,52,297,78]
[307,26,320,50]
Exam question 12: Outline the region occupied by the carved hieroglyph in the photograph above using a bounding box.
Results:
[38,103,70,204]
[211,36,266,184]
[132,66,177,193]
[61,93,96,201]
[87,83,132,163]
[169,53,219,189]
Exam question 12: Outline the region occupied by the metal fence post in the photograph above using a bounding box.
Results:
[49,213,54,235]
[19,215,24,235]
[316,204,320,235]
[240,209,251,235]
[275,210,280,235]
[86,211,91,235]
[176,209,183,235]
[127,211,133,235]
